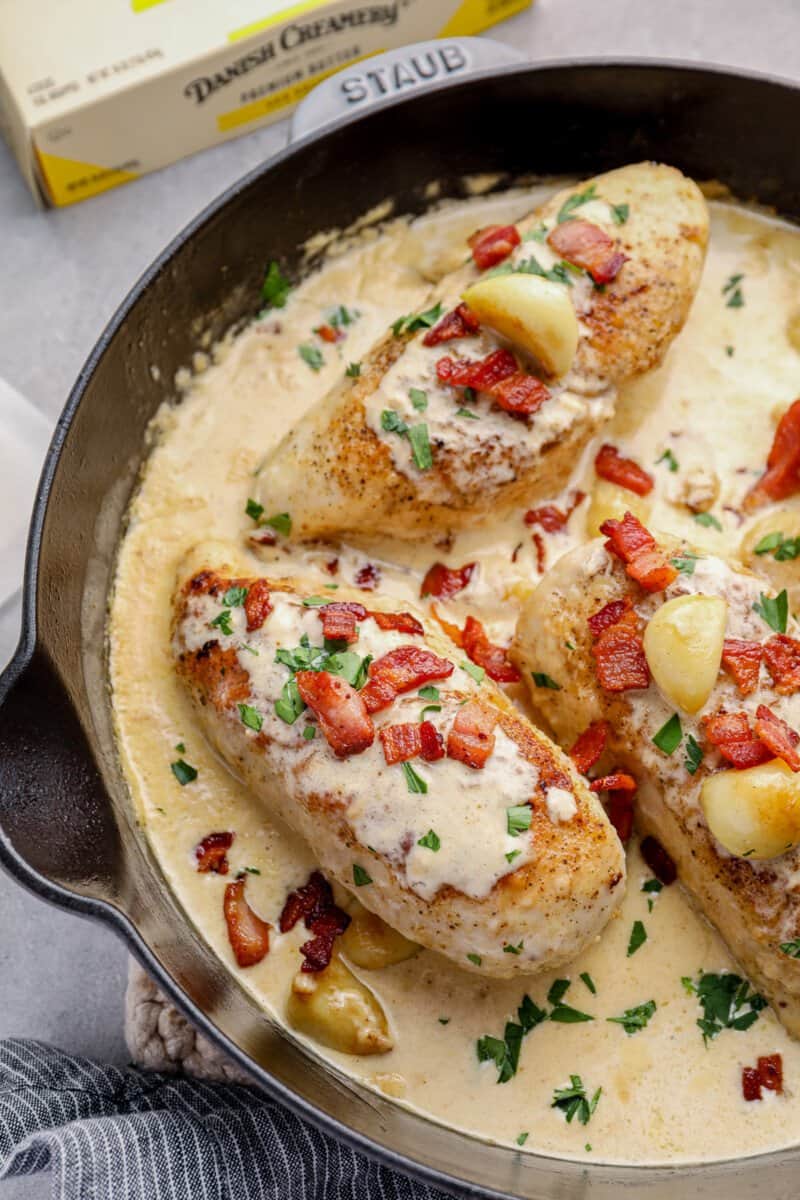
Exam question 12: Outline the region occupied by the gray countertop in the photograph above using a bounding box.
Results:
[1,0,798,1194]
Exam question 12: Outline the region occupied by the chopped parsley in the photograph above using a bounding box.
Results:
[551,1076,602,1125]
[298,343,324,371]
[642,878,663,895]
[461,660,485,684]
[476,994,547,1083]
[725,344,735,357]
[523,223,547,242]
[512,255,577,286]
[409,387,428,411]
[670,551,700,576]
[682,971,767,1043]
[438,1017,450,1025]
[753,588,788,633]
[223,586,248,607]
[505,849,522,864]
[532,671,561,690]
[627,920,647,957]
[755,531,800,561]
[382,409,408,434]
[611,202,630,225]
[352,864,372,887]
[547,979,571,1005]
[245,497,264,523]
[549,1003,594,1024]
[418,685,440,702]
[263,511,292,537]
[175,742,186,754]
[302,726,316,740]
[273,634,371,723]
[420,704,441,720]
[656,448,679,472]
[238,704,263,733]
[507,805,532,837]
[652,713,682,755]
[580,972,597,995]
[693,511,722,531]
[467,952,482,967]
[455,407,480,419]
[345,361,361,377]
[780,939,800,958]
[260,261,291,309]
[723,273,745,308]
[392,303,443,337]
[607,999,656,1035]
[516,1131,529,1146]
[504,941,523,955]
[244,866,261,875]
[556,183,597,224]
[330,304,358,329]
[170,759,197,786]
[402,761,428,794]
[210,609,234,636]
[408,423,433,471]
[302,595,328,607]
[417,829,440,851]
[684,734,704,775]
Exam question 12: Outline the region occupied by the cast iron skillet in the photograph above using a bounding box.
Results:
[2,48,800,1199]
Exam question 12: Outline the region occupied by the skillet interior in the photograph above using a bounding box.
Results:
[2,61,800,1198]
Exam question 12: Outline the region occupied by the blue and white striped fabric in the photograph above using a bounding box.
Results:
[0,1039,451,1199]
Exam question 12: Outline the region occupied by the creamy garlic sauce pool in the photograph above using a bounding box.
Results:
[109,186,800,1165]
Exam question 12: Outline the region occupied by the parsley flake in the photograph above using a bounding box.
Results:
[438,1017,450,1025]
[223,586,248,607]
[170,759,197,786]
[298,343,324,371]
[418,685,440,702]
[417,829,440,851]
[693,512,722,531]
[455,407,480,419]
[175,742,186,754]
[263,511,292,537]
[556,183,598,224]
[532,671,561,690]
[652,713,682,755]
[656,448,679,472]
[611,202,630,225]
[408,423,433,471]
[516,1131,529,1146]
[352,864,372,887]
[260,261,291,309]
[607,999,656,1035]
[238,704,263,733]
[402,761,428,794]
[670,551,700,576]
[682,971,767,1043]
[210,610,234,636]
[551,1075,602,1125]
[302,726,316,740]
[757,532,800,562]
[409,387,428,411]
[345,361,361,377]
[505,849,522,864]
[504,941,523,955]
[523,223,547,242]
[753,589,788,633]
[507,805,532,837]
[549,1004,594,1024]
[547,979,571,1005]
[580,972,597,995]
[723,273,745,308]
[467,952,482,967]
[392,303,443,337]
[725,344,735,357]
[627,920,647,957]
[780,939,800,958]
[685,734,704,775]
[461,660,485,684]
[245,498,264,523]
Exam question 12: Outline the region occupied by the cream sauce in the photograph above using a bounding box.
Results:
[109,186,800,1166]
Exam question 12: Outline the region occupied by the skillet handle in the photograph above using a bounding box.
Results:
[290,37,527,142]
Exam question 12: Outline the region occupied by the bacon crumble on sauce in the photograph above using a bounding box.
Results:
[594,444,654,496]
[422,303,481,347]
[279,870,350,973]
[195,831,234,875]
[468,223,521,271]
[420,561,475,600]
[745,398,800,510]
[742,1054,783,1102]
[569,720,610,774]
[223,876,271,968]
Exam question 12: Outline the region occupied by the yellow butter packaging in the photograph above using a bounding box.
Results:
[0,0,532,208]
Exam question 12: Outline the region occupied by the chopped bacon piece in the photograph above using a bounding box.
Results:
[436,348,517,392]
[295,670,374,757]
[369,610,424,636]
[195,831,233,875]
[640,835,677,885]
[318,601,367,644]
[547,218,628,284]
[223,877,271,968]
[462,615,521,683]
[420,561,476,600]
[588,596,634,638]
[722,639,763,696]
[446,700,497,769]
[525,492,586,533]
[763,635,800,696]
[422,302,481,346]
[354,562,380,590]
[605,790,634,843]
[429,602,464,647]
[379,719,444,765]
[745,399,800,510]
[601,512,678,592]
[315,323,342,343]
[590,605,650,692]
[324,557,339,575]
[250,529,276,547]
[759,1053,783,1094]
[278,870,351,973]
[360,646,454,713]
[594,444,654,497]
[468,223,521,270]
[702,710,771,770]
[754,704,800,771]
[569,720,609,774]
[244,578,272,632]
[532,531,546,574]
[491,372,551,418]
[590,772,637,793]
[742,1067,763,1103]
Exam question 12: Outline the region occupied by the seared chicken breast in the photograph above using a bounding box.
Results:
[513,524,800,1034]
[173,541,625,978]
[254,163,708,542]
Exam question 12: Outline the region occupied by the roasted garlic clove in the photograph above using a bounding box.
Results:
[340,909,419,970]
[461,273,579,378]
[286,954,393,1055]
[643,594,727,714]
[586,478,652,538]
[701,759,800,860]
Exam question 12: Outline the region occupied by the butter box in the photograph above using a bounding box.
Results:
[0,0,532,208]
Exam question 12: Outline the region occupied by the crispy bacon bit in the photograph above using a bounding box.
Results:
[279,870,350,974]
[446,700,497,768]
[223,877,271,968]
[590,772,637,793]
[468,223,521,270]
[462,615,521,683]
[429,602,464,648]
[436,348,517,392]
[640,835,677,885]
[594,444,654,497]
[243,578,272,633]
[590,602,650,692]
[702,710,771,770]
[379,719,444,765]
[324,557,339,575]
[588,596,634,638]
[745,399,800,510]
[569,720,609,774]
[422,302,481,346]
[295,670,374,757]
[524,491,586,533]
[532,531,546,574]
[763,635,800,696]
[601,512,678,592]
[742,1067,763,1103]
[360,646,454,713]
[547,218,628,284]
[491,372,551,418]
[195,831,234,875]
[319,601,367,644]
[754,704,800,772]
[315,323,342,343]
[722,638,763,696]
[604,790,634,843]
[355,562,380,591]
[369,610,424,636]
[742,1054,784,1102]
[421,561,476,600]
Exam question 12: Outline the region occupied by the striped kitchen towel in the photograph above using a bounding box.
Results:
[0,1038,451,1199]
